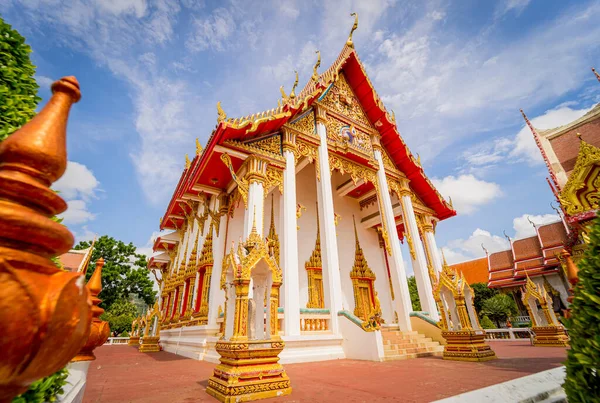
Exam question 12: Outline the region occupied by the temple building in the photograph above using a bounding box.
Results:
[147,20,456,363]
[447,68,600,320]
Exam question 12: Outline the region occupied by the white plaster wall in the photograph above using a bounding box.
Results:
[331,171,394,323]
[534,274,569,308]
[226,200,247,249]
[339,316,384,361]
[295,163,317,309]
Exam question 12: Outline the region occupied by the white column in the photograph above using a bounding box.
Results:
[282,131,301,336]
[244,181,265,238]
[208,195,228,327]
[191,271,200,311]
[424,222,443,274]
[399,188,439,321]
[315,106,344,335]
[373,146,413,331]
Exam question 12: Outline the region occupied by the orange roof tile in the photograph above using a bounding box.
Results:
[448,257,489,285]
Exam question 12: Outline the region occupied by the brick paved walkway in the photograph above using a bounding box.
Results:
[84,342,567,403]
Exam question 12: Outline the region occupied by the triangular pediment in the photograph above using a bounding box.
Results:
[320,72,375,130]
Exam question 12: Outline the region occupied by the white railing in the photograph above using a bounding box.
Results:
[300,314,330,332]
[103,337,130,345]
[512,316,531,324]
[484,328,533,341]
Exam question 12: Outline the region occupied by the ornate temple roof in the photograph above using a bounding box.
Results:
[159,20,455,231]
[447,257,488,285]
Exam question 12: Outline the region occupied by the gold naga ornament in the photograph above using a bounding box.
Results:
[434,258,496,362]
[0,76,93,401]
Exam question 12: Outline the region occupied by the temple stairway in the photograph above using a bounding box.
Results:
[381,327,444,361]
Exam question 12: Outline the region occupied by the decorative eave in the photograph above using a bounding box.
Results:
[152,230,180,253]
[160,41,456,228]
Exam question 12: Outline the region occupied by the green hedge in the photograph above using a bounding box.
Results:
[12,368,68,403]
[563,217,600,402]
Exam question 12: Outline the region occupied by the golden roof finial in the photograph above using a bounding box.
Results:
[216,101,227,123]
[441,249,449,268]
[353,215,360,249]
[416,153,421,166]
[312,50,321,82]
[185,153,191,169]
[593,67,600,82]
[576,132,583,141]
[347,12,359,48]
[448,196,454,209]
[290,71,299,99]
[280,85,289,101]
[196,138,203,155]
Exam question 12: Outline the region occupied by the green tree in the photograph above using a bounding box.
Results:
[0,16,41,142]
[564,218,600,402]
[75,235,156,310]
[100,299,139,336]
[407,276,421,311]
[480,315,496,329]
[481,293,518,327]
[471,282,499,314]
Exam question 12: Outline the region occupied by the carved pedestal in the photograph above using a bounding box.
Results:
[532,326,569,347]
[128,336,140,346]
[139,336,160,353]
[206,340,292,403]
[442,330,497,362]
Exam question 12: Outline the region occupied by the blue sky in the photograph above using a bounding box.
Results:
[2,0,599,267]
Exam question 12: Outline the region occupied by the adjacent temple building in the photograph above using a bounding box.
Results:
[450,68,600,320]
[147,18,456,364]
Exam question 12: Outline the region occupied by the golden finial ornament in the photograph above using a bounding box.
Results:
[347,12,359,48]
[448,196,454,209]
[185,154,191,169]
[280,86,289,101]
[576,132,582,141]
[290,71,299,99]
[0,76,92,400]
[196,138,203,155]
[312,51,321,82]
[72,258,110,362]
[217,101,227,123]
[416,153,421,166]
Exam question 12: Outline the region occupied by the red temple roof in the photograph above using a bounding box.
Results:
[159,42,455,231]
[448,257,489,285]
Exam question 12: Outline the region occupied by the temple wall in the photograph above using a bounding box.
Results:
[295,163,317,309]
[331,171,393,323]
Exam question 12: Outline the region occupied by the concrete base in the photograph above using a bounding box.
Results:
[433,367,566,403]
[160,325,346,364]
[60,361,90,403]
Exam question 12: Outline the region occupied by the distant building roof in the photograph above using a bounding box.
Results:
[447,257,488,285]
[57,239,95,273]
[449,221,569,290]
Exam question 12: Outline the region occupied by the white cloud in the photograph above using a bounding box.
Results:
[74,226,97,243]
[186,8,236,52]
[36,75,54,89]
[431,175,503,214]
[440,247,470,265]
[495,0,531,19]
[278,0,299,19]
[53,161,100,200]
[446,228,510,260]
[513,213,560,239]
[510,105,595,163]
[96,0,147,18]
[60,200,96,225]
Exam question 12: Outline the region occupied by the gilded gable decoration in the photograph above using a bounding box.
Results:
[320,72,373,129]
[287,110,316,138]
[349,217,378,319]
[558,138,600,216]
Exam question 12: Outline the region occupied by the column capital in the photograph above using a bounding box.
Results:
[314,104,327,125]
[421,215,436,233]
[371,133,382,152]
[282,127,297,153]
[244,155,268,184]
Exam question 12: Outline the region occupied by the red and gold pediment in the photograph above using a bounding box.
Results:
[559,140,600,217]
[321,72,375,131]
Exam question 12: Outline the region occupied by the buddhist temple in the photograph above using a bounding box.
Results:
[56,239,95,273]
[146,17,456,364]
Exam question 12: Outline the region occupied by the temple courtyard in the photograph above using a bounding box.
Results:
[84,342,567,402]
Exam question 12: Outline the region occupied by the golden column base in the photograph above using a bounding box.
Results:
[139,336,161,353]
[441,330,497,362]
[128,336,140,346]
[531,326,569,347]
[206,339,292,403]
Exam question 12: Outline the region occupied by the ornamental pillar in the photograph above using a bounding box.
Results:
[208,194,229,327]
[315,105,344,335]
[398,180,439,321]
[243,156,268,238]
[422,216,443,274]
[281,128,301,336]
[371,136,413,331]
